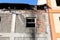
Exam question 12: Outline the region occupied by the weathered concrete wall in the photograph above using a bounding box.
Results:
[0,10,50,40]
[0,14,12,33]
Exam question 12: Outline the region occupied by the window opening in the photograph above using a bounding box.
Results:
[26,17,35,27]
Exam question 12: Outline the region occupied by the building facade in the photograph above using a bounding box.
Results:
[47,0,60,40]
[1,0,60,40]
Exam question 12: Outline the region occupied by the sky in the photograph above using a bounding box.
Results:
[0,0,37,5]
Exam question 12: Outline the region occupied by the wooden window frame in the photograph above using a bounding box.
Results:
[49,12,60,40]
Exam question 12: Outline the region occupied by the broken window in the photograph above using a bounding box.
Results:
[26,17,35,27]
[56,0,60,6]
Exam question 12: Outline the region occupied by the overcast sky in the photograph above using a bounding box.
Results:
[0,0,37,5]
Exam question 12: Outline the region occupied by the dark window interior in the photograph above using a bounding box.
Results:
[26,17,35,27]
[26,23,35,27]
[56,0,60,6]
[26,19,35,22]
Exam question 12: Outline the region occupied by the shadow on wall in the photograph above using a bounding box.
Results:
[0,3,50,10]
